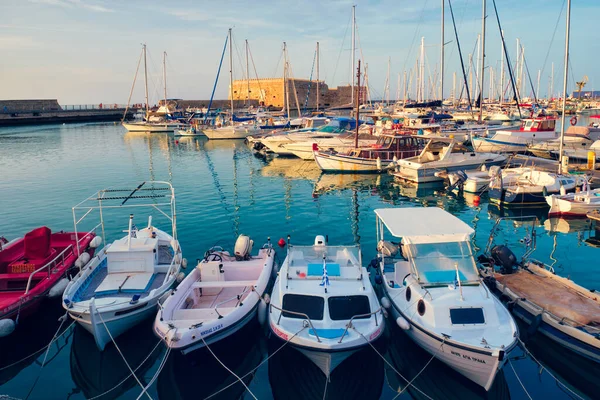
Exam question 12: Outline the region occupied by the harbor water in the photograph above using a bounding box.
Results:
[1,122,599,399]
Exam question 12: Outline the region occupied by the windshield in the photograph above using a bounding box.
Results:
[408,241,479,285]
[317,119,354,133]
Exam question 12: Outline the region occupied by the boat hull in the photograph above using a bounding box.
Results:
[314,152,395,173]
[122,122,183,133]
[384,287,507,391]
[204,126,262,140]
[395,159,505,183]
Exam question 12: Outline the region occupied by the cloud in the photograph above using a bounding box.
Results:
[28,0,114,13]
[0,35,39,50]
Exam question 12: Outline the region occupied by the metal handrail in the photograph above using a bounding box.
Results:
[214,285,255,318]
[25,244,74,294]
[269,303,322,343]
[338,306,383,343]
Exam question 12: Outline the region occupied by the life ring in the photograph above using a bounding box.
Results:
[570,116,577,126]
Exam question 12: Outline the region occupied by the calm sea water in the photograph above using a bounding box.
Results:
[1,122,599,399]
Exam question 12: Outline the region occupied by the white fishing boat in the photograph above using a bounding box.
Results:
[62,181,183,351]
[154,235,274,354]
[547,185,600,217]
[392,137,506,183]
[471,115,558,153]
[175,127,204,137]
[374,207,518,391]
[442,166,529,193]
[488,169,583,206]
[478,217,600,364]
[314,133,425,173]
[203,124,263,140]
[282,132,377,160]
[269,235,384,377]
[528,126,594,159]
[257,117,361,156]
[123,121,186,133]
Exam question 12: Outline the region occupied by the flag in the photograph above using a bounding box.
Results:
[320,263,330,287]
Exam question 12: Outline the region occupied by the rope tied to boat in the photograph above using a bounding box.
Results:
[96,311,152,400]
[508,358,533,400]
[351,327,435,400]
[203,325,307,400]
[517,337,586,400]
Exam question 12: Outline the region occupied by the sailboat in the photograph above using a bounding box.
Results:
[122,47,187,133]
[204,29,262,140]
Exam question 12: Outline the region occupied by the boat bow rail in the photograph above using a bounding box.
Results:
[24,244,75,294]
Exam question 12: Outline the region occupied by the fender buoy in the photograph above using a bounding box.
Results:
[570,116,577,126]
[396,316,410,330]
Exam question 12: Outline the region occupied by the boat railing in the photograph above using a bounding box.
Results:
[363,149,420,161]
[214,285,255,318]
[269,303,322,343]
[77,224,101,249]
[161,250,181,286]
[25,244,75,295]
[338,306,384,343]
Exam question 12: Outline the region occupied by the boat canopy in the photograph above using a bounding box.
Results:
[374,207,474,244]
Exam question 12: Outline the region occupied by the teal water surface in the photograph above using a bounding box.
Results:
[1,123,599,399]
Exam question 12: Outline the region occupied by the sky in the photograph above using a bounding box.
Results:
[1,0,599,105]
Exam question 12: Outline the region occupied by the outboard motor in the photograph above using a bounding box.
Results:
[490,245,517,274]
[234,234,253,261]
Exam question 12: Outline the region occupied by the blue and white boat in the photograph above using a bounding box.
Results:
[268,235,384,377]
[471,116,558,153]
[479,217,600,364]
[63,182,183,351]
[392,137,506,183]
[374,207,518,391]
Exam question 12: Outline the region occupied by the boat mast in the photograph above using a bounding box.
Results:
[228,28,234,123]
[479,0,486,122]
[246,39,250,104]
[143,44,149,117]
[558,0,571,174]
[499,31,504,104]
[351,5,356,105]
[420,37,425,102]
[284,42,290,118]
[163,51,167,106]
[440,0,445,112]
[355,59,361,149]
[550,62,554,99]
[316,42,320,111]
[385,56,390,105]
[403,70,407,109]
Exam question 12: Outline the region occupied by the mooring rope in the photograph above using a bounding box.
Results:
[351,327,434,400]
[508,358,533,400]
[203,326,307,400]
[135,346,171,400]
[87,339,164,400]
[200,336,258,400]
[517,338,585,400]
[97,312,152,400]
[24,312,74,399]
[391,337,446,400]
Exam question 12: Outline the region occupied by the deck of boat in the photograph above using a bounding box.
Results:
[495,270,600,329]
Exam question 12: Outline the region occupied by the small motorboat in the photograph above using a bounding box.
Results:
[478,217,600,364]
[373,207,518,391]
[269,235,384,377]
[175,126,204,136]
[62,181,183,351]
[488,168,583,206]
[547,184,600,217]
[528,126,594,159]
[0,227,97,337]
[392,137,506,183]
[154,235,274,354]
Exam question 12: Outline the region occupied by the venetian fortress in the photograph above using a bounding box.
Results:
[229,78,366,109]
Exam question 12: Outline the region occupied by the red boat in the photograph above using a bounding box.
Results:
[0,227,96,336]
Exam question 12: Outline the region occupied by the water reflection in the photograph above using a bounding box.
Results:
[69,320,160,399]
[385,324,510,399]
[0,300,71,386]
[157,320,264,400]
[268,336,384,400]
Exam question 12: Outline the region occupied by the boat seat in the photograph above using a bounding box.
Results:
[190,280,256,289]
[172,307,236,321]
[308,328,346,339]
[94,272,155,295]
[307,263,340,277]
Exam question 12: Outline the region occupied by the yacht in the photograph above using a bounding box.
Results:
[472,115,558,153]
